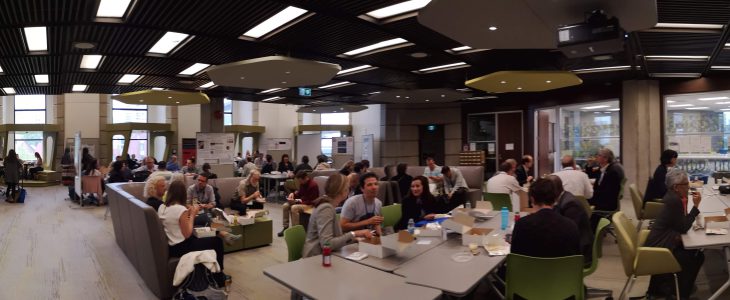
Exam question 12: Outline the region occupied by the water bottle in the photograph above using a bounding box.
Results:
[500,207,509,230]
[407,218,415,235]
[464,201,471,210]
[322,242,332,267]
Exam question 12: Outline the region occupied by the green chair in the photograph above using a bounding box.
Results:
[283,225,306,262]
[583,218,612,298]
[381,204,402,229]
[629,183,663,231]
[613,211,681,300]
[484,192,512,212]
[506,253,585,300]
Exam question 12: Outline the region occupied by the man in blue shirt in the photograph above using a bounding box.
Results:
[166,155,180,172]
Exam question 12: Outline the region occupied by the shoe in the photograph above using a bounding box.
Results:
[277,227,288,237]
[223,233,242,245]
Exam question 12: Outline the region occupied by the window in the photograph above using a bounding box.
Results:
[15,131,43,160]
[112,130,148,158]
[559,100,621,165]
[15,95,46,124]
[112,99,147,123]
[223,98,232,126]
[320,113,350,157]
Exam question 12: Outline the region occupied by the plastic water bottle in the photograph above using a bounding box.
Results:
[464,201,471,210]
[500,207,509,230]
[322,242,332,267]
[407,218,415,235]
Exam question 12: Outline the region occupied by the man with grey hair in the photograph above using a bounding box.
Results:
[552,155,593,198]
[588,148,625,211]
[644,168,703,299]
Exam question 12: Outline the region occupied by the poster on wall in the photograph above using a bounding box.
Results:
[361,134,373,163]
[196,133,235,164]
[266,138,292,151]
[332,137,354,155]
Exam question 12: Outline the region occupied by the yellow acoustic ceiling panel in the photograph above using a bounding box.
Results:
[113,90,210,106]
[465,71,582,93]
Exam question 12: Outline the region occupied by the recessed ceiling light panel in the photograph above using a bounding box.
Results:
[34,74,49,84]
[342,38,409,57]
[3,87,16,94]
[23,27,47,52]
[96,0,133,18]
[365,0,431,19]
[80,55,103,69]
[179,63,210,75]
[72,84,88,92]
[318,81,354,89]
[337,65,376,76]
[148,32,189,55]
[241,6,308,39]
[414,62,469,74]
[199,81,215,89]
[118,74,141,84]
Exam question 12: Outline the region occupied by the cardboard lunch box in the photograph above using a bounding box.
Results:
[442,212,475,234]
[358,231,415,258]
[461,228,493,246]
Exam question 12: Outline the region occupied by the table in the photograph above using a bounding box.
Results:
[261,173,289,202]
[334,236,447,272]
[263,256,442,300]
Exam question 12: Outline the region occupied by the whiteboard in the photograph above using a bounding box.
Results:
[296,134,321,166]
[196,132,236,164]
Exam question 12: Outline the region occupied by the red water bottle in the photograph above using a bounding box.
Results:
[322,242,332,267]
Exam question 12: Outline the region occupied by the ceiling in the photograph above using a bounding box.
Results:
[0,0,729,106]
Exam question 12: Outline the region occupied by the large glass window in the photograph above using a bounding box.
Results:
[320,113,350,157]
[15,95,46,124]
[15,131,43,160]
[559,100,621,164]
[112,100,147,123]
[112,130,149,158]
[223,98,232,126]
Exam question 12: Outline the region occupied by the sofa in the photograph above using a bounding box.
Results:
[370,165,485,206]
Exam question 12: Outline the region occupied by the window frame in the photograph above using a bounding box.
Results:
[223,98,233,126]
[112,99,148,124]
[14,94,46,124]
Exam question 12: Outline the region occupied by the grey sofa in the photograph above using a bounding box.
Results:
[371,165,485,206]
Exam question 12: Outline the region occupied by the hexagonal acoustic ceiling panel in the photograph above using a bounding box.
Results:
[113,90,210,106]
[466,71,583,93]
[206,56,341,90]
[368,88,470,103]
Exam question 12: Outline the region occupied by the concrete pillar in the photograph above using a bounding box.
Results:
[621,80,662,195]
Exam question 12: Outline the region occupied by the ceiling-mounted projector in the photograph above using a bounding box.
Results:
[557,10,626,58]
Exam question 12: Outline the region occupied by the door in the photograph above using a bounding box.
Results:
[536,109,556,177]
[497,112,523,163]
[418,124,445,165]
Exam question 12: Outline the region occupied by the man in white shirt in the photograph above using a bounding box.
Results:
[486,159,527,211]
[134,157,157,173]
[423,157,443,183]
[552,155,593,199]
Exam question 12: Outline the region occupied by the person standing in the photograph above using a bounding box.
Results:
[4,149,22,202]
[588,148,625,212]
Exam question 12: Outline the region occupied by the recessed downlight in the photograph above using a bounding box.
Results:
[488,26,498,31]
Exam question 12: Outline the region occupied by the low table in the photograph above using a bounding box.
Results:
[223,217,273,253]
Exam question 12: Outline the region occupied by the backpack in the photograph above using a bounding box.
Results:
[174,264,227,300]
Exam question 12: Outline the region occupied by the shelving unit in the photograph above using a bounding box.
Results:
[459,151,485,166]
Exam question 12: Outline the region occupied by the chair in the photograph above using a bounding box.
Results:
[283,225,306,262]
[81,175,103,207]
[381,204,402,229]
[612,211,681,300]
[629,183,663,230]
[506,253,585,300]
[484,192,512,211]
[583,218,612,298]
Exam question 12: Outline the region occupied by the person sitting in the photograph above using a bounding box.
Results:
[186,174,216,226]
[353,162,365,175]
[294,155,313,174]
[230,170,265,215]
[4,149,22,202]
[261,154,276,174]
[199,163,217,179]
[515,155,534,186]
[360,159,370,173]
[381,165,394,181]
[253,152,264,169]
[486,159,527,210]
[82,147,94,172]
[107,161,132,183]
[510,178,581,258]
[314,155,331,170]
[583,155,601,180]
[108,155,122,169]
[84,159,105,204]
[134,157,157,173]
[423,157,443,183]
[552,155,593,198]
[278,171,320,237]
[391,163,413,199]
[547,175,593,266]
[346,173,361,199]
[644,149,677,206]
[166,155,181,172]
[588,148,625,212]
[302,174,373,258]
[181,158,199,175]
[28,152,43,179]
[145,175,166,211]
[645,169,704,299]
[340,172,383,236]
[149,161,173,180]
[396,176,446,230]
[234,152,242,163]
[339,160,354,176]
[277,154,294,174]
[240,157,257,178]
[441,166,469,210]
[157,180,237,287]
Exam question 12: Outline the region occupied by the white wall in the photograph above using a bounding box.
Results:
[301,113,320,125]
[232,101,254,125]
[352,105,382,166]
[178,104,201,154]
[65,93,100,138]
[257,103,298,154]
[148,105,167,123]
[2,95,13,124]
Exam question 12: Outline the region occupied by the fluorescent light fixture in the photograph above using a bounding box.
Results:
[711,65,730,69]
[319,81,354,89]
[242,6,308,39]
[337,65,376,76]
[365,0,431,19]
[686,107,709,110]
[722,108,730,111]
[80,55,103,69]
[463,96,498,101]
[23,27,47,51]
[451,46,472,52]
[644,55,709,61]
[366,91,381,95]
[655,23,724,29]
[572,65,631,73]
[669,104,693,107]
[199,82,215,89]
[262,96,284,102]
[96,0,132,18]
[179,63,210,75]
[118,74,140,84]
[258,88,287,94]
[34,74,49,84]
[415,62,469,73]
[72,84,88,92]
[3,87,16,94]
[0,65,3,73]
[607,108,620,111]
[717,102,730,104]
[698,96,729,101]
[148,32,189,54]
[581,105,611,110]
[666,100,675,103]
[343,38,408,56]
[151,87,164,90]
[649,73,702,78]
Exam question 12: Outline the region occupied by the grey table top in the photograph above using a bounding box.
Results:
[263,255,442,300]
[334,236,447,272]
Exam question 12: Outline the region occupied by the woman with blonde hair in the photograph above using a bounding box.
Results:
[302,174,373,258]
[145,175,166,211]
[231,169,264,215]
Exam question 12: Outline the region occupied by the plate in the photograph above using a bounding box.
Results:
[451,252,474,263]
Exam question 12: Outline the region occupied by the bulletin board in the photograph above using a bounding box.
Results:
[196,132,236,164]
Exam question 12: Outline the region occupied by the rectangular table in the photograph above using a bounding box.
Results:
[263,256,442,300]
[334,236,447,272]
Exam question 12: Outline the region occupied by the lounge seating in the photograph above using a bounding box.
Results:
[372,165,484,206]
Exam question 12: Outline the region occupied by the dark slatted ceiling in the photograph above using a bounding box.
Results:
[657,0,730,24]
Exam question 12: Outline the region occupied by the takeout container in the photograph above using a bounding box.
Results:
[705,215,730,230]
[193,227,216,238]
[462,228,493,246]
[415,223,443,237]
[358,231,415,258]
[442,212,475,234]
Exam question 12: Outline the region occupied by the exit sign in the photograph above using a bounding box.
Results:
[298,87,312,97]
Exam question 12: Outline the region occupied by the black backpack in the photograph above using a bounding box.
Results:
[174,264,227,300]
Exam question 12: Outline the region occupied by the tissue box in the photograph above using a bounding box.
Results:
[442,212,475,234]
[358,237,396,258]
[193,227,216,238]
[462,228,493,246]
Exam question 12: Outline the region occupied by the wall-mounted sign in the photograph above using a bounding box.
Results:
[298,87,312,97]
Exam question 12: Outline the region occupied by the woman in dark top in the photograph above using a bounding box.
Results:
[145,175,166,211]
[199,163,217,179]
[81,147,94,172]
[396,176,446,230]
[107,161,132,183]
[644,168,703,299]
[293,155,312,174]
[390,163,413,199]
[277,154,294,173]
[261,154,275,174]
[231,170,264,215]
[339,160,354,175]
[4,150,22,202]
[644,149,677,205]
[28,152,43,179]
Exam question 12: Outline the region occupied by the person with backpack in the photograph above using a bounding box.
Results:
[4,149,22,202]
